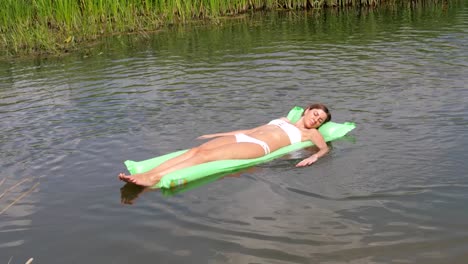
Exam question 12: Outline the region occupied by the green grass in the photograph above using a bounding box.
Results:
[0,0,448,57]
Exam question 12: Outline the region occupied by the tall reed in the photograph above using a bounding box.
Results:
[0,0,448,56]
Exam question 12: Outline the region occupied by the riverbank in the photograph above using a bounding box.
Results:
[0,0,450,58]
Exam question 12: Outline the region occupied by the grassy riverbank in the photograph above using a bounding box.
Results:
[0,0,449,57]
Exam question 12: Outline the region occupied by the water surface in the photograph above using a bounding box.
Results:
[1,2,468,263]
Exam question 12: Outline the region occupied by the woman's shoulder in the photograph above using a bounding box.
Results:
[303,127,324,140]
[298,126,319,135]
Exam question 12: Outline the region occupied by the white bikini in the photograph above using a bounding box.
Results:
[235,119,302,155]
[235,134,271,154]
[267,119,302,144]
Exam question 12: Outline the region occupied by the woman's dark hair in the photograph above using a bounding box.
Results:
[305,103,331,124]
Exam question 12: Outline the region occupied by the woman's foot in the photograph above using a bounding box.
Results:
[118,172,160,187]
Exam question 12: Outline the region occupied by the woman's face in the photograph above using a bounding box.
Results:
[304,108,328,129]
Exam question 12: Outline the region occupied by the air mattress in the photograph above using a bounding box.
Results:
[124,106,355,189]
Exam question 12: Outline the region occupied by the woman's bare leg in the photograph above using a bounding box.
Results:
[119,142,265,186]
[144,136,238,173]
[118,135,238,185]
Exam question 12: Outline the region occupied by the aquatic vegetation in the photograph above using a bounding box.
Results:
[0,0,452,56]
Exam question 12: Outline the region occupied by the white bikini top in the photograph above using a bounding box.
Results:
[268,119,302,144]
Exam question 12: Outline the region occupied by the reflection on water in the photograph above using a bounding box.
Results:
[1,2,468,263]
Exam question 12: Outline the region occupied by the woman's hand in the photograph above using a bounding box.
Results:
[197,134,220,140]
[295,154,318,167]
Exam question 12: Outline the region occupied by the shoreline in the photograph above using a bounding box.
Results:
[0,0,450,59]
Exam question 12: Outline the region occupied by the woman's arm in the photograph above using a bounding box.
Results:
[197,125,266,139]
[296,129,329,167]
[198,117,291,139]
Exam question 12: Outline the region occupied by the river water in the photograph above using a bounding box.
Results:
[1,2,467,263]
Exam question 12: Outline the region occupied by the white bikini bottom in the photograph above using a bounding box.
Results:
[235,134,271,155]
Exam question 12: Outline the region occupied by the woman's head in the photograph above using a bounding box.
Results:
[303,103,331,128]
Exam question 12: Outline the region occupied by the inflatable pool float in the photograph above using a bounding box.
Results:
[124,106,355,189]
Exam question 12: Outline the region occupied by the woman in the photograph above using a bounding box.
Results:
[119,103,331,187]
